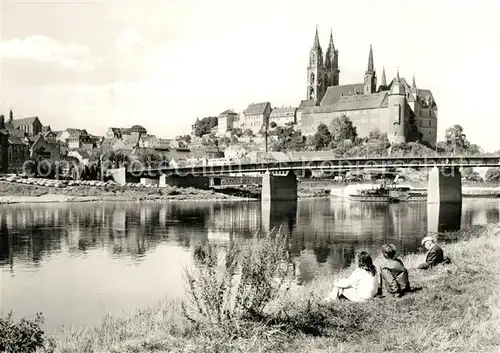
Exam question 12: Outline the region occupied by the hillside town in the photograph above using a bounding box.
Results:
[0,27,495,182]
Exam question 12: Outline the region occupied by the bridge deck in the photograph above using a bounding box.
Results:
[131,156,500,177]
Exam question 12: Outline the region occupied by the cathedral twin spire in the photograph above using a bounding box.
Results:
[367,44,374,73]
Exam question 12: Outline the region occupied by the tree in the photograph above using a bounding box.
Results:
[269,125,305,152]
[8,109,13,123]
[231,128,243,138]
[192,117,218,137]
[177,134,192,144]
[201,133,219,149]
[330,115,357,143]
[311,123,332,150]
[0,115,4,129]
[269,121,277,129]
[444,125,469,154]
[484,168,500,182]
[461,167,482,182]
[243,129,254,137]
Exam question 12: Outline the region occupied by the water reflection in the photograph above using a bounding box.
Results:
[427,203,462,233]
[1,198,498,331]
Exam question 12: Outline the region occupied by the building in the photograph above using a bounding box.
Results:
[7,117,43,137]
[239,102,271,135]
[57,128,89,144]
[7,135,29,173]
[0,131,8,173]
[30,135,61,160]
[217,110,238,136]
[269,107,297,127]
[299,28,438,146]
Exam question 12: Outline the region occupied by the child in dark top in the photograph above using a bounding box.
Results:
[378,244,411,297]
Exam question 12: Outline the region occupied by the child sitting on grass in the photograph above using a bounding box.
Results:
[324,251,379,302]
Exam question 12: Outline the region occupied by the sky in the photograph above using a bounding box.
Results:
[0,0,499,151]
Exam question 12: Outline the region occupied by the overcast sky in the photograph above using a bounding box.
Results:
[0,0,498,150]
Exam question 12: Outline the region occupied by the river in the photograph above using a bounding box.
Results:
[1,198,499,331]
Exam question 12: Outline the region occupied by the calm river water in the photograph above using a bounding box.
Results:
[1,198,499,331]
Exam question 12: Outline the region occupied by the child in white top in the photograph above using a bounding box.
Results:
[325,251,379,302]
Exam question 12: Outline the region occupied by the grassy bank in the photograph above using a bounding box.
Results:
[44,224,500,353]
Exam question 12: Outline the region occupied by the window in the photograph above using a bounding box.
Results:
[428,120,431,127]
[429,131,431,135]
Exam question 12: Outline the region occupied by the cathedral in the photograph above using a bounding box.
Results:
[298,27,438,147]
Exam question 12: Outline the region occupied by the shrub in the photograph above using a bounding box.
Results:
[182,231,295,329]
[0,312,55,353]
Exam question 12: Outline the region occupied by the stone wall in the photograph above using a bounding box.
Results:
[301,107,389,137]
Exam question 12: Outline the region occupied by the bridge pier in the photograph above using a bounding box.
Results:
[427,166,462,204]
[427,166,462,233]
[261,170,298,202]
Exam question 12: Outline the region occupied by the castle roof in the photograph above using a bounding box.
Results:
[301,105,337,114]
[244,102,270,116]
[320,84,364,106]
[333,91,388,111]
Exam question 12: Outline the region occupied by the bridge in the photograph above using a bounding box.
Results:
[108,155,500,206]
[138,156,500,176]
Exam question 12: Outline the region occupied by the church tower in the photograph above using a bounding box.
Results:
[364,45,377,95]
[325,30,339,87]
[306,26,326,101]
[388,70,407,144]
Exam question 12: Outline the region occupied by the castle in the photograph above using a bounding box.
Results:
[298,27,438,147]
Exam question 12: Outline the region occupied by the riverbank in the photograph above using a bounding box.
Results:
[0,181,259,204]
[0,180,498,204]
[50,224,499,353]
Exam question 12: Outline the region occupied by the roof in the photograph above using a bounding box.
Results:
[7,135,26,145]
[42,130,57,137]
[320,84,364,106]
[66,128,87,134]
[332,91,388,111]
[244,102,270,116]
[415,89,437,108]
[69,149,91,159]
[298,99,317,110]
[270,107,297,118]
[11,117,40,127]
[301,105,338,114]
[5,128,26,138]
[219,109,238,116]
[122,133,140,145]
